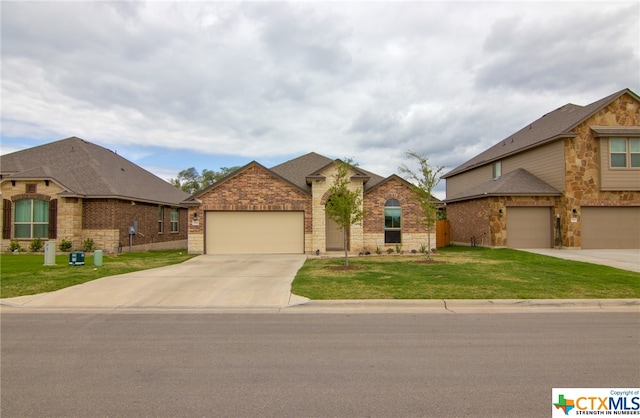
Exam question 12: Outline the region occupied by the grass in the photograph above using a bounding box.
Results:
[292,246,640,299]
[0,250,196,298]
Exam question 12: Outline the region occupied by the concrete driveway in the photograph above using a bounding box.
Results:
[1,254,309,310]
[520,249,640,272]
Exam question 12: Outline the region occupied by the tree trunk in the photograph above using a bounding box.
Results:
[426,224,432,261]
[343,228,349,267]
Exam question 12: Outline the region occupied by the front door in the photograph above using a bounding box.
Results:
[325,214,345,251]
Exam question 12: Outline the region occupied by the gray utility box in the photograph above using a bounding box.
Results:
[44,240,56,265]
[69,251,85,266]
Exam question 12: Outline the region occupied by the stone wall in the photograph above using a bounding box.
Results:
[312,164,365,253]
[561,92,640,248]
[0,180,80,251]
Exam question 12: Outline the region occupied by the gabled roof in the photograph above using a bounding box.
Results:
[268,152,386,192]
[443,88,639,179]
[445,168,561,203]
[270,152,334,192]
[182,151,392,204]
[182,160,312,205]
[0,137,189,205]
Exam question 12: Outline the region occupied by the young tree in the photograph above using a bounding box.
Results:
[325,159,364,267]
[398,151,444,260]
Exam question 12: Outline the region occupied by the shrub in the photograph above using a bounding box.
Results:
[82,238,95,252]
[375,246,382,255]
[8,240,23,253]
[59,238,72,252]
[29,238,44,252]
[386,248,394,254]
[395,244,403,254]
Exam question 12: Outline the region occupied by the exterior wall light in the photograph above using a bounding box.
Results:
[499,209,503,217]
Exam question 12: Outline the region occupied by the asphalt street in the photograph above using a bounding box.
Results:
[2,312,638,417]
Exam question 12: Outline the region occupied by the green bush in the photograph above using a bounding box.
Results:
[8,240,23,253]
[59,238,72,252]
[29,238,44,252]
[82,238,95,252]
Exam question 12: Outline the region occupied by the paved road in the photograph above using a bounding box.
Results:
[1,254,308,309]
[2,312,638,417]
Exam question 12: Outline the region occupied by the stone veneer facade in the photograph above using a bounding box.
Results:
[560,94,640,248]
[1,179,187,253]
[447,91,640,248]
[187,163,433,254]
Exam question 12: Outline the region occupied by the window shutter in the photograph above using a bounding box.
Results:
[2,199,11,239]
[48,199,57,239]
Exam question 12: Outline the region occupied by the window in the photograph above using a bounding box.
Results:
[14,199,49,239]
[158,206,164,233]
[632,138,640,167]
[492,161,502,179]
[170,208,179,232]
[384,199,401,244]
[610,138,640,168]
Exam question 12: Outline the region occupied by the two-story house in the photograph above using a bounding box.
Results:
[182,152,435,254]
[442,88,640,249]
[1,137,190,253]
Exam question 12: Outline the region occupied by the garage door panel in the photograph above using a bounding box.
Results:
[507,207,552,249]
[206,212,304,254]
[582,207,640,249]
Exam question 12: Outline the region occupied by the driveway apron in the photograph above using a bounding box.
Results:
[2,255,309,309]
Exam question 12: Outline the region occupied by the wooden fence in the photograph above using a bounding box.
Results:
[436,220,450,248]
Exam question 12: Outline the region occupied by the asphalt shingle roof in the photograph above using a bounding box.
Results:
[269,152,387,192]
[442,88,636,179]
[446,168,561,202]
[1,137,189,205]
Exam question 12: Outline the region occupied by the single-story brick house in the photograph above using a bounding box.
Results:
[1,137,190,253]
[442,88,640,249]
[182,152,435,254]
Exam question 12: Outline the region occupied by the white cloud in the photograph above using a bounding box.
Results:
[1,1,639,180]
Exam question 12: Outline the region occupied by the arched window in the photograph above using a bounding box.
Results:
[14,199,49,239]
[384,199,401,244]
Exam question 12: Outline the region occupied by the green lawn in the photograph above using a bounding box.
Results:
[0,250,196,298]
[292,246,640,299]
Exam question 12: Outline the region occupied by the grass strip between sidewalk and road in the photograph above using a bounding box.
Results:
[291,246,640,300]
[1,250,196,298]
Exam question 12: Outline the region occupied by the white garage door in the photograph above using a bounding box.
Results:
[581,207,640,249]
[506,207,552,248]
[206,211,304,254]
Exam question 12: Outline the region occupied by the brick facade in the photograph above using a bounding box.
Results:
[188,163,313,254]
[1,179,187,253]
[363,177,432,252]
[83,199,187,252]
[187,162,432,254]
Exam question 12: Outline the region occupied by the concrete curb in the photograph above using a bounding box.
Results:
[2,298,638,314]
[281,298,640,314]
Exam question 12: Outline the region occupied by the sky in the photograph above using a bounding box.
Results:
[1,1,639,199]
